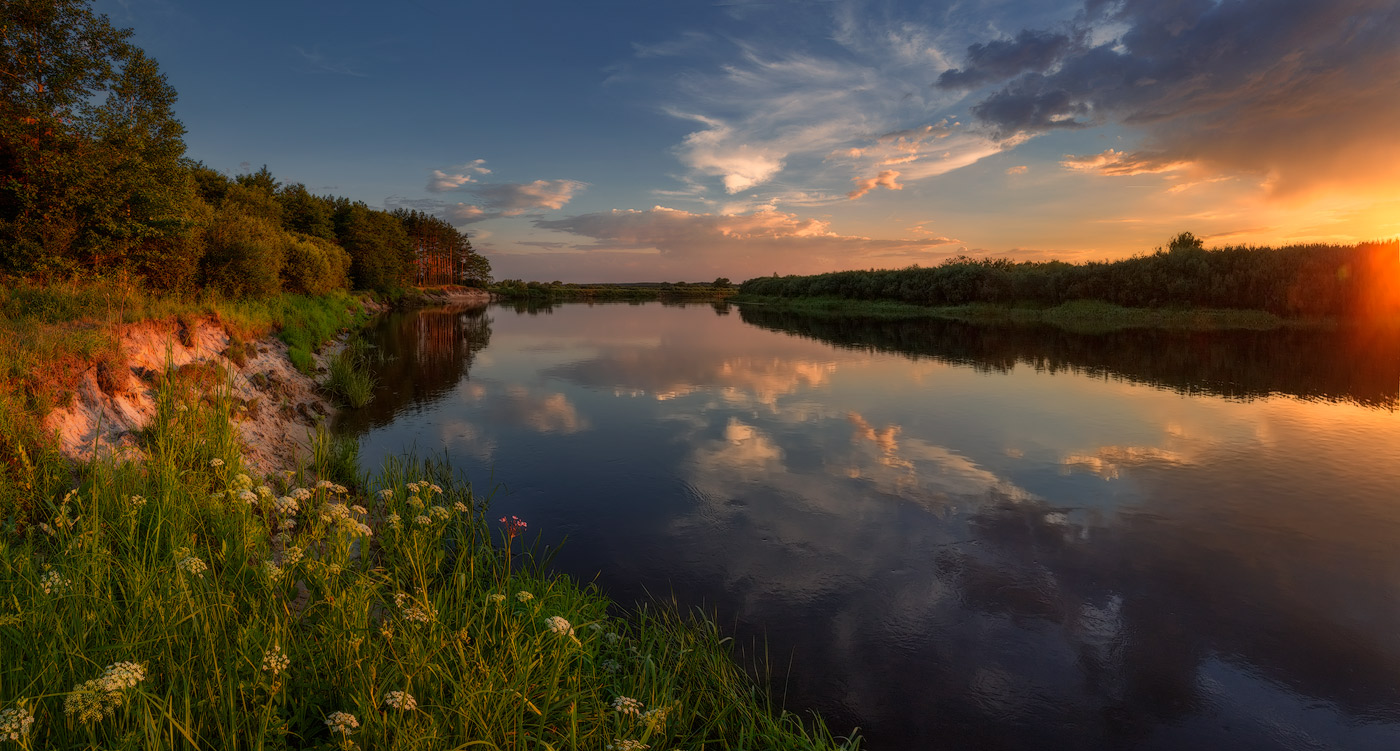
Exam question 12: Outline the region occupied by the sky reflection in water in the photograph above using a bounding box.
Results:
[336,302,1400,750]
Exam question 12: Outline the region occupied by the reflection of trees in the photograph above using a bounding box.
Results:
[739,308,1400,408]
[332,304,492,435]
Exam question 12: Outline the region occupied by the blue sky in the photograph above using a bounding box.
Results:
[101,0,1400,281]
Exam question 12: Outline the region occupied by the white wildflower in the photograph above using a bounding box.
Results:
[387,513,402,531]
[237,489,257,505]
[383,690,417,711]
[453,501,469,513]
[281,546,304,567]
[291,487,312,501]
[545,616,573,636]
[273,496,299,515]
[325,711,359,735]
[66,662,146,724]
[487,593,506,603]
[176,555,207,578]
[602,659,621,673]
[394,592,437,624]
[262,561,284,582]
[515,591,534,603]
[351,505,367,515]
[231,474,253,491]
[261,644,290,676]
[209,458,224,468]
[378,488,394,500]
[39,567,70,596]
[127,495,147,510]
[0,705,35,742]
[430,505,451,520]
[413,514,431,526]
[611,696,643,717]
[256,485,274,499]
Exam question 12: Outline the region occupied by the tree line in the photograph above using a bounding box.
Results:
[0,0,490,296]
[740,233,1400,319]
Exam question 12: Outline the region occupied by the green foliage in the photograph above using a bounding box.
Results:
[324,338,377,409]
[0,3,493,298]
[282,233,352,295]
[201,196,286,298]
[0,0,193,281]
[738,236,1400,319]
[335,201,414,293]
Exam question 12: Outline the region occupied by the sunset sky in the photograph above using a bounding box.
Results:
[99,0,1400,282]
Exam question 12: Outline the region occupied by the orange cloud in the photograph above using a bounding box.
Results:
[1060,149,1192,176]
[847,170,903,200]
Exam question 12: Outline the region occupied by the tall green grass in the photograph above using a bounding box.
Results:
[323,338,377,409]
[0,375,859,750]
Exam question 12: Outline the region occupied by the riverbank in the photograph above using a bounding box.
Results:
[731,295,1316,333]
[0,286,857,750]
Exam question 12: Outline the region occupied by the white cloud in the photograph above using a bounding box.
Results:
[426,159,495,192]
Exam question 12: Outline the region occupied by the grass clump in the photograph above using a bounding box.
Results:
[323,338,377,409]
[0,387,858,750]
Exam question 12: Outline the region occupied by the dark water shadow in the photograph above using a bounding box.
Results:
[332,304,493,435]
[737,307,1400,409]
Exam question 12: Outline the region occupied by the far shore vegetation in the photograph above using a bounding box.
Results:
[736,233,1400,330]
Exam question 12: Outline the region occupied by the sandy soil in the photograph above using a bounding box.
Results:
[43,316,353,477]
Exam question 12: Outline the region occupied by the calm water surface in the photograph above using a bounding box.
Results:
[334,302,1400,750]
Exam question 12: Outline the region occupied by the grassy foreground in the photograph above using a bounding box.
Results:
[732,295,1295,333]
[0,370,857,749]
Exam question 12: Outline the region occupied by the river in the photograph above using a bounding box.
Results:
[333,301,1400,750]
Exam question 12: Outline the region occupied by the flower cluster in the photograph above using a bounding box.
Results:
[515,591,534,603]
[209,458,225,468]
[320,502,372,538]
[612,696,643,718]
[487,593,506,604]
[500,515,527,540]
[39,567,70,596]
[394,592,438,624]
[263,561,284,582]
[64,662,146,724]
[316,480,350,495]
[325,711,359,735]
[382,690,417,711]
[0,706,34,742]
[545,616,574,636]
[261,644,290,676]
[175,550,208,578]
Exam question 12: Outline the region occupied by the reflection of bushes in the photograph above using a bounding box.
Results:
[334,306,494,433]
[739,307,1400,407]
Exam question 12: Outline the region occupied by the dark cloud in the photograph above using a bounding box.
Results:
[948,0,1400,196]
[936,29,1076,90]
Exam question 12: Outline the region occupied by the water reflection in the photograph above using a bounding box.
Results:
[739,307,1400,408]
[344,302,1400,750]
